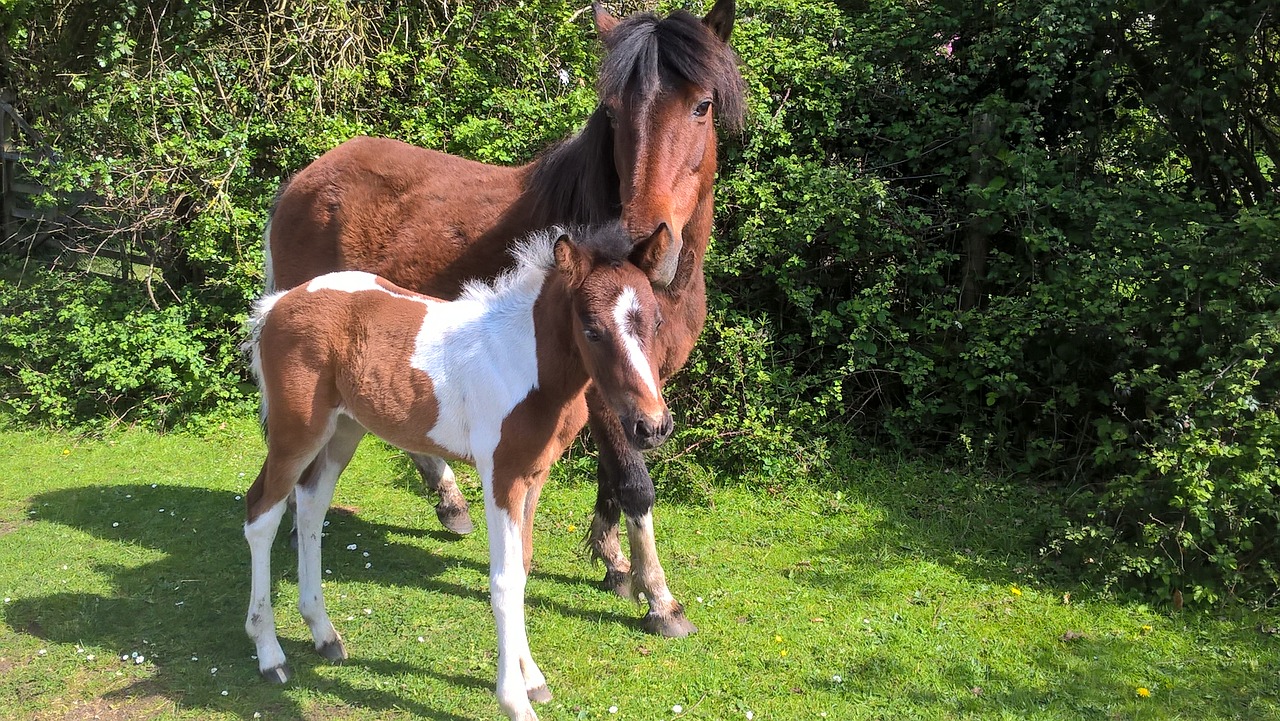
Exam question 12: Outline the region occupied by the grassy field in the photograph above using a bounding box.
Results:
[0,417,1277,720]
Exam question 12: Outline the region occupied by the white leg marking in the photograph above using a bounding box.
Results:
[626,512,677,608]
[482,461,543,721]
[613,287,659,398]
[297,419,363,653]
[245,499,289,674]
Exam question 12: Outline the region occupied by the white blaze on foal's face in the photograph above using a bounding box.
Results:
[612,285,660,398]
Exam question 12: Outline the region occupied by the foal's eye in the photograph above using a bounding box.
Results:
[583,327,603,343]
[693,99,713,118]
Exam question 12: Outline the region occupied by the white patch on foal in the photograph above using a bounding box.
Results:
[613,286,659,398]
[299,261,548,461]
[305,271,431,304]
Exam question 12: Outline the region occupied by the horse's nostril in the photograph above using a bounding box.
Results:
[635,418,652,439]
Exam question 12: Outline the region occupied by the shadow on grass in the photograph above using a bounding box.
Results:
[6,483,630,719]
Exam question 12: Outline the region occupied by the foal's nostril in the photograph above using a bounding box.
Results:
[634,418,654,440]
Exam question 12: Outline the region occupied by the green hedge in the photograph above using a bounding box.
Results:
[2,0,1276,605]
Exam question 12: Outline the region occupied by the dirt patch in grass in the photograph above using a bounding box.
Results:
[0,519,19,537]
[44,681,173,721]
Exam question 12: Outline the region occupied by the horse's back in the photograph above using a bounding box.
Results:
[269,136,528,296]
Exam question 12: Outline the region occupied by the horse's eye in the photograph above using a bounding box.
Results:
[693,99,712,117]
[583,327,603,343]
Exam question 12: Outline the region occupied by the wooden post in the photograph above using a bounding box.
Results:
[0,87,14,247]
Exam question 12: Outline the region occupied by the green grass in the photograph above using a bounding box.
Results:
[0,417,1277,720]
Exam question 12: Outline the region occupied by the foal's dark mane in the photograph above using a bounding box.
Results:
[573,220,638,265]
[526,8,746,226]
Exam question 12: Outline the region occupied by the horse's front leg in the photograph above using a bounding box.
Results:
[483,462,549,721]
[585,387,696,638]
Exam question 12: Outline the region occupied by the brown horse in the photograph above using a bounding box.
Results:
[266,0,744,637]
[244,224,673,721]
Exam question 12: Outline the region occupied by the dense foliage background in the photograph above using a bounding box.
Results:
[1,0,1276,606]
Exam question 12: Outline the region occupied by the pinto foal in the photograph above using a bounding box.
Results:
[242,225,673,721]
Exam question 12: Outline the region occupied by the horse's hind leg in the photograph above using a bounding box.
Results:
[296,415,364,663]
[409,452,475,535]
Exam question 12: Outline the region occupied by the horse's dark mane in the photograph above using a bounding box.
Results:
[525,7,745,227]
[526,107,620,227]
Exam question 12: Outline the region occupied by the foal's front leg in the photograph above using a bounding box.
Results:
[483,462,549,721]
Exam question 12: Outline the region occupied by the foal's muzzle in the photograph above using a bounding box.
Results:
[630,409,674,450]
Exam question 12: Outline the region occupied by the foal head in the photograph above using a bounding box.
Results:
[553,224,674,450]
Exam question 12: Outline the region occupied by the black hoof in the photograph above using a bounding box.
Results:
[317,638,348,662]
[260,664,292,684]
[527,684,553,703]
[641,608,697,638]
[600,569,632,598]
[436,504,475,535]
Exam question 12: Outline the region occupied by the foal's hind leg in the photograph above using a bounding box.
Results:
[244,456,309,684]
[296,416,364,663]
[409,452,475,535]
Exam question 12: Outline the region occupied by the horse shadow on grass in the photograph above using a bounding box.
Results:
[6,482,632,719]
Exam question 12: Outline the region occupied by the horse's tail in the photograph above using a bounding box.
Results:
[263,177,291,294]
[242,290,288,436]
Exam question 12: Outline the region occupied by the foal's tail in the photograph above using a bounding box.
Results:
[242,291,288,434]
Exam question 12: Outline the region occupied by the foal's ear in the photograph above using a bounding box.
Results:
[593,3,621,38]
[553,231,589,288]
[631,224,679,287]
[703,0,735,42]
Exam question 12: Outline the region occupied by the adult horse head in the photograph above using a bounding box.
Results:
[529,1,744,287]
[265,0,744,637]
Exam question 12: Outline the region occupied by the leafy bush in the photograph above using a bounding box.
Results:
[0,267,245,427]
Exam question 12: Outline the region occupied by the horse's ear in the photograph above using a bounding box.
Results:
[631,224,680,288]
[702,0,735,42]
[553,231,588,287]
[593,3,620,38]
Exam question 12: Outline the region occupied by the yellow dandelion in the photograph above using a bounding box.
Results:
[61,448,71,456]
[1010,585,1022,597]
[779,649,787,657]
[1136,687,1151,698]
[567,524,576,533]
[1140,624,1152,633]
[774,634,783,643]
